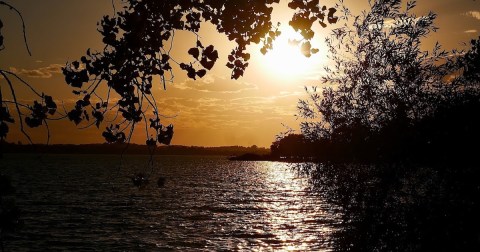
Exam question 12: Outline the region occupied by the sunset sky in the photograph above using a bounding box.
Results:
[1,0,479,147]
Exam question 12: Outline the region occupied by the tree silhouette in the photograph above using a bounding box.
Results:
[62,0,338,145]
[296,0,479,162]
[451,36,480,91]
[292,3,480,248]
[270,133,314,158]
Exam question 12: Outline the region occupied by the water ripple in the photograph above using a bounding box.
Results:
[2,154,339,251]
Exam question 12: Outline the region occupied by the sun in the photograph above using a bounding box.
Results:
[260,27,327,81]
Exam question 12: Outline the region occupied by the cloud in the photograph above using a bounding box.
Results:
[173,74,257,93]
[465,30,478,34]
[466,11,480,20]
[9,64,63,78]
[149,91,301,131]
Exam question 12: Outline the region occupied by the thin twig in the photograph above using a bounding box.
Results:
[87,79,102,96]
[111,0,116,16]
[2,100,31,112]
[0,71,33,144]
[3,70,42,97]
[0,1,32,56]
[44,119,50,146]
[77,121,97,130]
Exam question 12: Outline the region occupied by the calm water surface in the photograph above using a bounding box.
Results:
[1,154,340,251]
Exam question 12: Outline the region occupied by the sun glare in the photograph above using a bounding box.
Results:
[260,27,327,81]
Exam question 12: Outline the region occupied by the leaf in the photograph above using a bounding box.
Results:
[196,69,207,78]
[146,138,157,146]
[328,8,338,24]
[301,41,312,57]
[44,96,57,110]
[158,124,174,145]
[204,45,219,61]
[200,58,215,70]
[185,66,196,79]
[260,47,267,55]
[188,47,200,59]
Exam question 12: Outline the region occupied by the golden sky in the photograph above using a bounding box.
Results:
[0,0,479,147]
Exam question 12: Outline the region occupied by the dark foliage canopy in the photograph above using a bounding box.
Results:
[61,0,337,145]
[293,0,480,164]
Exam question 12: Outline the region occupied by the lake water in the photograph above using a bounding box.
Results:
[1,154,340,251]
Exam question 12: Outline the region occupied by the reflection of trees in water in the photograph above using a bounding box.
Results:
[297,162,480,251]
[290,1,480,249]
[0,174,21,252]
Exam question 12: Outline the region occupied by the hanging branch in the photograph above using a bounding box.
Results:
[0,2,58,146]
[0,72,33,144]
[0,1,32,55]
[62,0,338,147]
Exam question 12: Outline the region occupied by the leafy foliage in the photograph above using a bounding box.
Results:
[0,2,58,144]
[288,0,338,57]
[299,0,445,137]
[290,2,480,247]
[297,0,479,161]
[270,133,315,158]
[453,36,480,88]
[62,0,337,145]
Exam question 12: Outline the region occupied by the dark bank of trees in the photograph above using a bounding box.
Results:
[269,134,316,159]
[266,1,479,250]
[291,1,480,250]
[294,0,480,164]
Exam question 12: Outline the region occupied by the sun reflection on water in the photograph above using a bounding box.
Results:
[256,162,335,251]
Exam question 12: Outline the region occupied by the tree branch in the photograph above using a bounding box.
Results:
[0,1,32,56]
[0,71,33,144]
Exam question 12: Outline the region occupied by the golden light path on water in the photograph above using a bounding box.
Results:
[249,161,336,251]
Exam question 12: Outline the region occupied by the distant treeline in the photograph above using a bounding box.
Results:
[0,142,269,156]
[271,95,480,164]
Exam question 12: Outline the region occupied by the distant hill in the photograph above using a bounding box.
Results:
[0,142,270,156]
